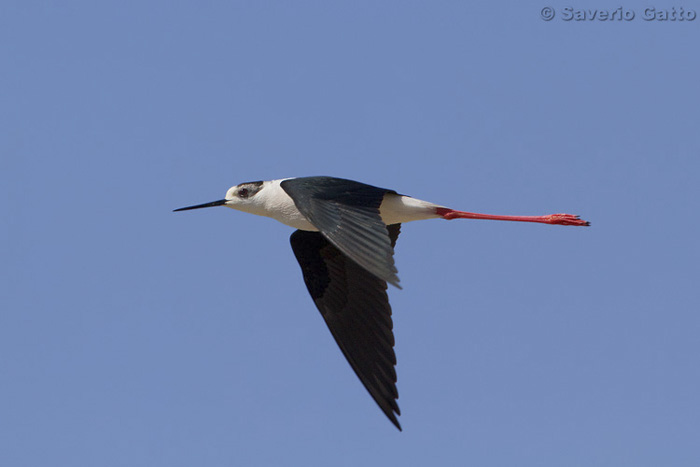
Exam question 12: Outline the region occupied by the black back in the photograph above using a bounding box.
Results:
[281,177,400,288]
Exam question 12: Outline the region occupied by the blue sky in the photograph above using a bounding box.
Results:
[2,1,699,466]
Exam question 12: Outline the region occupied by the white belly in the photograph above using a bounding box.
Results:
[379,194,442,225]
[272,205,319,231]
[274,193,441,230]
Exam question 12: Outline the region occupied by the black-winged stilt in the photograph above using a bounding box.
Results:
[175,176,590,430]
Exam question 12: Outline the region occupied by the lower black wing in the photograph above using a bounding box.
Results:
[290,224,402,430]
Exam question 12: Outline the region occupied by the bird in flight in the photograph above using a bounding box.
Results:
[174,176,590,430]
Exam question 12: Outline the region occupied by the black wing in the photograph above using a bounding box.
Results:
[281,176,400,288]
[290,224,402,430]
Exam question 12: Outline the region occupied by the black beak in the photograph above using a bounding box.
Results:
[173,199,227,212]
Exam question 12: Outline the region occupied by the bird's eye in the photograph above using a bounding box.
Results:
[238,188,249,198]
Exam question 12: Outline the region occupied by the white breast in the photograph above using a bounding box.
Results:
[258,179,319,231]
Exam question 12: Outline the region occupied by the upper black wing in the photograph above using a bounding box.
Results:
[290,224,402,430]
[281,176,400,288]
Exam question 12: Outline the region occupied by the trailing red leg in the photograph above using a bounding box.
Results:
[435,207,590,226]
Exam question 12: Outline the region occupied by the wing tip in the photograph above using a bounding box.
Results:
[385,410,402,431]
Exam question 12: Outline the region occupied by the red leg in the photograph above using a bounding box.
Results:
[435,207,590,226]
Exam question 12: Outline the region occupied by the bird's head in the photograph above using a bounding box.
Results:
[224,181,265,208]
[174,181,266,213]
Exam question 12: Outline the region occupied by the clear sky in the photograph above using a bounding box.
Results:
[2,1,699,466]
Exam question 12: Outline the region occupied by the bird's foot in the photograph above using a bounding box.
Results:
[543,214,591,226]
